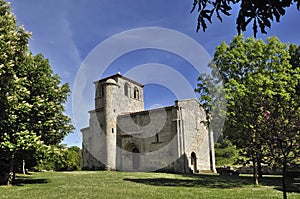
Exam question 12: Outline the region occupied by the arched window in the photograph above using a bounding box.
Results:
[124,83,130,96]
[133,87,139,99]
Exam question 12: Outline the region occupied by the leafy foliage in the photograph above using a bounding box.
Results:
[0,0,73,185]
[196,35,300,197]
[36,145,82,171]
[27,54,73,145]
[214,138,241,166]
[190,0,300,37]
[0,0,43,173]
[210,35,299,165]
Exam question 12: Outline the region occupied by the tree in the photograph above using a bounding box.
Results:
[0,0,73,185]
[11,53,74,175]
[190,0,300,37]
[196,35,300,195]
[197,35,269,184]
[259,43,300,199]
[0,0,42,185]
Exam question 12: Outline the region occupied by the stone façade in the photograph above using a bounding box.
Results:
[81,73,215,173]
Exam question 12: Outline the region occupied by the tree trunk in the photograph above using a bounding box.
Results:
[257,146,263,181]
[253,157,259,185]
[282,158,287,199]
[258,159,263,181]
[6,155,15,186]
[22,160,26,175]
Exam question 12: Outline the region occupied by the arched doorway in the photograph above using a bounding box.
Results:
[132,147,140,170]
[191,152,197,173]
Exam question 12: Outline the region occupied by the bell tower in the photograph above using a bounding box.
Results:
[94,74,144,170]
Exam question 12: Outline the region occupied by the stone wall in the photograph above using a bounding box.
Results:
[116,106,180,172]
[82,74,214,173]
[81,111,107,169]
[176,99,211,172]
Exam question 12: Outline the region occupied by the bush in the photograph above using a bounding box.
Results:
[35,145,81,171]
[215,138,241,166]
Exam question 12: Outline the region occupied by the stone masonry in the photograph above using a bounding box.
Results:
[81,73,215,173]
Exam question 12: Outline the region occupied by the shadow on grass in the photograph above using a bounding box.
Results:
[13,175,48,186]
[124,174,282,189]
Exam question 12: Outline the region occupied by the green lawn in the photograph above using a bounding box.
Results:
[0,171,299,199]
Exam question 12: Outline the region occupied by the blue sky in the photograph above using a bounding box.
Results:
[8,0,300,147]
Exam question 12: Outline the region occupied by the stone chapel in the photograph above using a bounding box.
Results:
[81,73,216,173]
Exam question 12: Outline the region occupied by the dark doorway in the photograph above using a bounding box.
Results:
[132,147,140,170]
[191,152,197,173]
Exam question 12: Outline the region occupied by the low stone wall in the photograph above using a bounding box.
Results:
[237,166,283,175]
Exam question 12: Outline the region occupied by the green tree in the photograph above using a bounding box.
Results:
[13,53,74,174]
[0,0,42,185]
[259,43,300,199]
[0,0,73,185]
[190,0,300,37]
[219,36,299,192]
[196,35,300,195]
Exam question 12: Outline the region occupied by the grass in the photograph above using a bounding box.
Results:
[0,171,299,199]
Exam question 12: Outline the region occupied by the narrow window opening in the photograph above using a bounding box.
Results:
[156,133,159,143]
[99,84,105,97]
[134,87,139,99]
[124,83,129,96]
[101,85,105,96]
